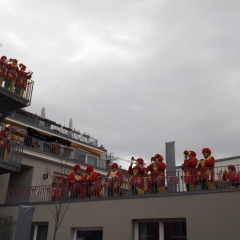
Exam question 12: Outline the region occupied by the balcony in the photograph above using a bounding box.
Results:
[18,134,108,171]
[7,110,99,147]
[5,165,240,204]
[0,80,34,122]
[0,137,23,174]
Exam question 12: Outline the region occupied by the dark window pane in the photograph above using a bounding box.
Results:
[139,222,159,240]
[76,230,103,240]
[171,222,187,238]
[86,155,98,167]
[36,225,48,240]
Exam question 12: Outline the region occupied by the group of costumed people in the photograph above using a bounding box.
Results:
[0,56,33,97]
[51,163,123,200]
[182,148,239,191]
[50,147,239,201]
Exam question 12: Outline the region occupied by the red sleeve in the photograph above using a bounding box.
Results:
[158,162,166,172]
[89,172,99,181]
[205,156,215,167]
[107,172,110,177]
[128,165,133,175]
[67,172,74,184]
[184,158,197,167]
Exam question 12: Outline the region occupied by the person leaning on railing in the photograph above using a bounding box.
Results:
[128,157,148,195]
[52,176,65,201]
[106,163,123,197]
[182,150,198,191]
[147,154,161,194]
[222,165,240,188]
[84,166,103,198]
[67,164,85,199]
[197,148,216,190]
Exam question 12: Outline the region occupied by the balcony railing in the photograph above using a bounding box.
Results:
[0,79,34,106]
[8,110,98,147]
[20,135,108,170]
[5,165,240,204]
[0,137,23,172]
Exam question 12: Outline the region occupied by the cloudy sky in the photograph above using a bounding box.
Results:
[1,0,240,167]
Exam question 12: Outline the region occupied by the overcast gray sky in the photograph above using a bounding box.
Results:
[1,0,240,167]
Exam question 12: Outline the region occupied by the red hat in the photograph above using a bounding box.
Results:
[137,158,144,164]
[86,166,94,173]
[73,164,81,172]
[202,148,211,155]
[19,63,26,70]
[1,56,7,61]
[58,176,65,181]
[228,165,236,171]
[11,59,18,64]
[112,163,118,169]
[155,154,164,160]
[189,151,196,158]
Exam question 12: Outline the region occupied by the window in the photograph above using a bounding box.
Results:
[135,220,187,240]
[86,155,98,167]
[139,222,159,240]
[74,150,86,164]
[171,222,187,238]
[74,229,103,240]
[30,223,48,240]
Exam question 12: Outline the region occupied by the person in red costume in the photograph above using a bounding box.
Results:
[52,176,65,201]
[0,56,7,87]
[67,164,85,199]
[85,166,103,198]
[182,150,197,191]
[106,163,123,197]
[128,157,148,195]
[156,155,167,193]
[222,165,240,187]
[197,148,216,190]
[15,63,27,96]
[4,58,18,92]
[0,124,14,161]
[147,154,163,193]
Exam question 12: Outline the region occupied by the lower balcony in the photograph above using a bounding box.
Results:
[5,164,240,204]
[0,138,23,174]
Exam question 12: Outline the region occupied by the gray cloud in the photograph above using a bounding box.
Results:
[1,0,240,167]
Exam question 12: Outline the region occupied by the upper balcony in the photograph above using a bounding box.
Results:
[0,80,34,122]
[7,110,99,148]
[12,133,108,171]
[0,137,23,174]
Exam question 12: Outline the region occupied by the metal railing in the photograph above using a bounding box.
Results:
[0,215,12,240]
[8,110,99,146]
[20,135,107,170]
[5,164,240,204]
[0,137,23,172]
[0,78,34,106]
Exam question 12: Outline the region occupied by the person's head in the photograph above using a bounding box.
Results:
[202,148,211,158]
[86,166,94,175]
[137,158,144,165]
[57,176,64,183]
[19,63,26,71]
[111,163,118,171]
[11,59,18,66]
[188,151,196,159]
[154,154,164,162]
[1,56,7,62]
[228,165,236,172]
[73,164,81,174]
